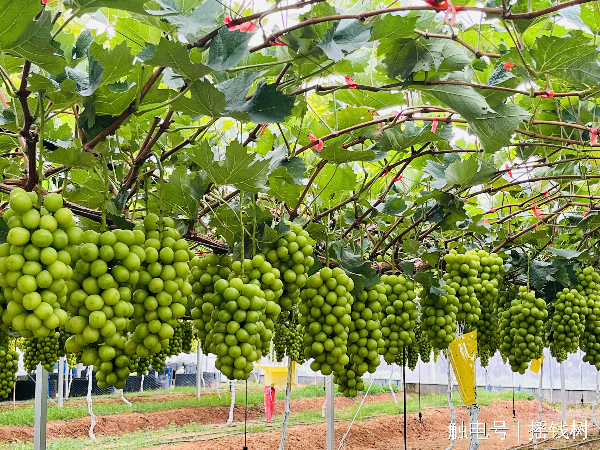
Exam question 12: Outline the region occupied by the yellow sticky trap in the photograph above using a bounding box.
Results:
[448,330,477,405]
[256,362,296,386]
[529,355,545,374]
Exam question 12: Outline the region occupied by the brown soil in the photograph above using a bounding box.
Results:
[147,401,597,450]
[0,392,400,443]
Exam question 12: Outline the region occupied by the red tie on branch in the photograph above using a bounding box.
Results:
[391,174,403,182]
[41,0,48,4]
[503,62,515,70]
[345,75,357,89]
[532,204,544,218]
[431,118,439,133]
[535,223,539,230]
[543,190,549,198]
[539,89,554,99]
[223,17,257,32]
[505,163,512,178]
[590,127,598,144]
[308,133,323,151]
[269,37,286,46]
[260,124,268,135]
[584,211,590,217]
[484,218,489,225]
[488,209,496,213]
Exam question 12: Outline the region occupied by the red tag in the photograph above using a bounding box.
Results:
[543,190,549,198]
[431,118,439,133]
[391,174,403,182]
[260,124,268,135]
[488,209,496,213]
[503,62,514,70]
[532,204,544,218]
[540,90,554,99]
[41,0,48,4]
[308,133,323,151]
[484,218,489,225]
[443,0,460,24]
[264,386,275,422]
[269,37,286,46]
[505,163,512,178]
[224,17,257,32]
[591,127,598,144]
[345,75,357,89]
[584,211,589,217]
[385,169,389,176]
[535,223,539,230]
[425,0,448,8]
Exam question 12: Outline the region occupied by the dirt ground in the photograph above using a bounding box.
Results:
[145,400,598,450]
[0,392,400,443]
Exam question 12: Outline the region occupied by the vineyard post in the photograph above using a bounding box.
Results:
[58,357,65,407]
[593,371,599,430]
[549,349,553,403]
[196,342,202,399]
[33,364,48,450]
[326,374,334,450]
[560,362,567,424]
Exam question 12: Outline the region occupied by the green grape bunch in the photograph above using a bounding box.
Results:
[189,253,232,352]
[181,320,194,354]
[95,351,130,390]
[474,251,505,367]
[1,191,78,339]
[299,267,353,376]
[21,331,61,372]
[420,279,459,349]
[577,267,600,370]
[263,224,314,312]
[442,250,483,325]
[379,274,418,363]
[498,286,547,374]
[550,287,587,362]
[125,216,192,360]
[0,347,19,398]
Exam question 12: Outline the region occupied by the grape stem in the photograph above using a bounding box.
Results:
[36,93,46,208]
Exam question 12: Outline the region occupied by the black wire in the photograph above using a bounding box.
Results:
[512,372,516,418]
[244,379,248,450]
[418,358,422,423]
[403,346,407,450]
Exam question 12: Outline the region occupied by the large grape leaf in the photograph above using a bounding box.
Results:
[89,41,135,86]
[444,157,496,189]
[163,167,206,219]
[237,81,296,124]
[329,241,380,293]
[370,14,417,41]
[207,28,252,71]
[140,38,211,80]
[530,32,594,74]
[380,121,451,152]
[190,140,270,193]
[64,0,150,14]
[468,104,530,153]
[8,12,66,74]
[384,39,470,80]
[318,20,372,62]
[562,52,600,87]
[172,79,226,117]
[166,0,223,43]
[0,0,41,51]
[268,166,303,207]
[217,70,265,120]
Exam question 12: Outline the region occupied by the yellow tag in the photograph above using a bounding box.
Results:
[529,355,545,374]
[448,330,478,405]
[256,362,296,386]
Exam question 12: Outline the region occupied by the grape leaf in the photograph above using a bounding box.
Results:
[530,32,594,74]
[163,166,203,219]
[190,140,270,193]
[238,81,296,124]
[89,41,135,86]
[172,79,226,117]
[140,38,211,80]
[166,0,223,43]
[329,241,380,293]
[370,14,417,40]
[0,0,42,51]
[207,28,252,71]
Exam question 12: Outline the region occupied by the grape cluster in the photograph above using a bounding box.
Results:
[64,228,138,358]
[209,273,271,380]
[21,331,61,372]
[335,284,385,397]
[443,250,482,324]
[263,224,314,311]
[577,267,600,370]
[498,287,547,373]
[67,351,81,369]
[550,287,587,362]
[168,321,183,356]
[379,274,418,363]
[420,281,459,349]
[189,253,232,352]
[125,215,192,359]
[299,267,353,376]
[128,354,150,375]
[95,351,129,389]
[475,251,504,367]
[273,319,304,363]
[407,341,419,371]
[0,347,18,398]
[418,333,432,363]
[230,255,282,357]
[181,321,193,353]
[1,191,76,339]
